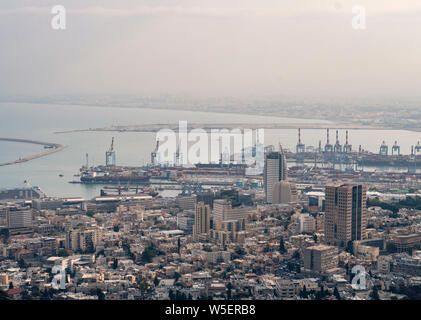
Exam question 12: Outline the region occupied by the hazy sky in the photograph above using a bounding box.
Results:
[1,0,421,99]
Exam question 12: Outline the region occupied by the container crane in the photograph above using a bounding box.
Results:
[105,137,116,166]
[151,139,159,166]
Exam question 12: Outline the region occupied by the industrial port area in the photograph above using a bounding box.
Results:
[3,0,421,308]
[2,126,421,302]
[71,128,421,198]
[287,128,421,171]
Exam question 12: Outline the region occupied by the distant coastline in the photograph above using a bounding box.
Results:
[2,99,421,132]
[53,122,373,134]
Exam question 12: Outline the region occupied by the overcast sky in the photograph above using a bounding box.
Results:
[1,0,421,100]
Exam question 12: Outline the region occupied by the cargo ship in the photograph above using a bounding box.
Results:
[80,167,150,184]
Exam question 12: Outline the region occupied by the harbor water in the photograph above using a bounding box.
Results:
[1,102,421,198]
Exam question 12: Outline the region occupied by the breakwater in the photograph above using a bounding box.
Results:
[0,138,66,166]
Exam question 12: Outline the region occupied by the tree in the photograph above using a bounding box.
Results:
[8,282,13,290]
[112,258,118,269]
[141,245,161,263]
[202,245,212,252]
[96,288,105,300]
[31,286,40,298]
[96,249,105,258]
[227,283,233,300]
[21,290,32,300]
[286,262,295,272]
[279,237,287,254]
[0,228,9,241]
[319,285,326,298]
[333,287,341,300]
[169,289,175,300]
[86,210,95,217]
[122,240,135,260]
[138,279,148,296]
[235,247,246,256]
[18,258,26,268]
[175,291,187,300]
[346,241,354,255]
[313,233,318,243]
[153,275,160,287]
[370,286,380,300]
[300,285,308,299]
[58,249,69,257]
[0,288,9,300]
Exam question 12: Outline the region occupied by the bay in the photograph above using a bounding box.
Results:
[0,102,420,198]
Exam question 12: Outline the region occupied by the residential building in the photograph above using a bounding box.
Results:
[193,202,211,240]
[304,244,338,272]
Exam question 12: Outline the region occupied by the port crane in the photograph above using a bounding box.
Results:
[151,139,159,166]
[391,141,401,156]
[174,143,181,167]
[334,130,342,153]
[415,141,421,155]
[105,137,116,166]
[324,128,334,163]
[343,131,352,153]
[379,141,388,157]
[296,128,305,163]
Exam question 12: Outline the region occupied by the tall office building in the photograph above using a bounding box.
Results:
[193,202,211,240]
[264,149,287,203]
[325,183,367,247]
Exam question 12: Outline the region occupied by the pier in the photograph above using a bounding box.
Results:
[0,138,66,166]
